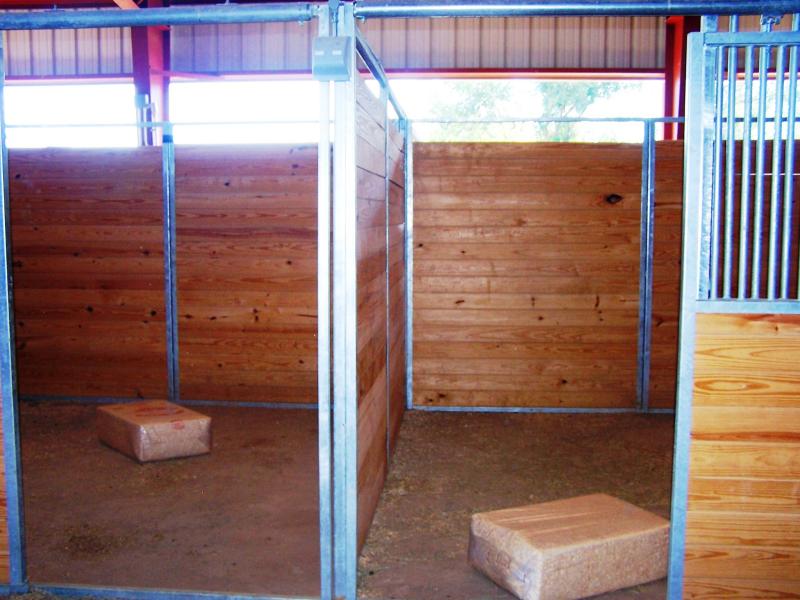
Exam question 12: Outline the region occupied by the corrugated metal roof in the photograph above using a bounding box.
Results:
[2,14,669,78]
[2,9,132,78]
[170,16,665,74]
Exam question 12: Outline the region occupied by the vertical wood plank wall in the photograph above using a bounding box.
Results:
[175,146,318,404]
[685,313,800,597]
[387,120,407,454]
[10,149,168,399]
[9,146,318,405]
[413,141,683,410]
[354,76,408,550]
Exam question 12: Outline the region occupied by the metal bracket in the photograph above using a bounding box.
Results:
[312,35,352,81]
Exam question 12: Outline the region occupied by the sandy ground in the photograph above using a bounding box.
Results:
[358,411,674,600]
[15,404,672,600]
[19,402,320,597]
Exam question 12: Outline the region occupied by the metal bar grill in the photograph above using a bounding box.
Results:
[703,27,800,303]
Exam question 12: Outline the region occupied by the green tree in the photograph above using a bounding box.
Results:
[422,80,635,142]
[428,81,516,141]
[533,81,628,141]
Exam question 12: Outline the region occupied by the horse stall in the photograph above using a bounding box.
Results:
[355,137,684,599]
[0,5,797,600]
[9,143,323,596]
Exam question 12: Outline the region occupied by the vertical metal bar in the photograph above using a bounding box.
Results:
[787,18,800,298]
[403,120,414,411]
[161,124,179,403]
[636,120,655,412]
[752,43,771,299]
[316,9,333,600]
[709,46,725,298]
[722,34,738,298]
[332,4,358,599]
[738,46,755,298]
[668,33,712,597]
[769,45,786,299]
[0,33,27,591]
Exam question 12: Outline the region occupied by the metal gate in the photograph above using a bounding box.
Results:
[669,13,800,596]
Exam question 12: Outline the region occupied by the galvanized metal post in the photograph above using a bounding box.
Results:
[331,4,358,599]
[161,124,179,403]
[354,0,800,18]
[667,31,715,596]
[0,33,27,593]
[316,9,334,600]
[636,120,656,412]
[0,3,316,29]
[403,120,414,411]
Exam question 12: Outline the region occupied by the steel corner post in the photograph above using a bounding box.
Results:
[403,120,414,411]
[637,120,656,412]
[316,6,335,600]
[330,4,359,600]
[161,125,180,404]
[0,32,28,592]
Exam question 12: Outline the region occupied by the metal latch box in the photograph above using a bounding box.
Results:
[312,36,352,81]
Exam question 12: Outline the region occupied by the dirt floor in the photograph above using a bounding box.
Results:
[358,411,674,600]
[17,404,673,600]
[20,402,320,597]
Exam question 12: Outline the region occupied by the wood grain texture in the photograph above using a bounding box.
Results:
[10,146,319,405]
[10,148,168,399]
[649,141,683,409]
[414,142,683,410]
[685,313,800,596]
[387,117,407,455]
[356,79,388,552]
[355,82,408,551]
[175,145,317,404]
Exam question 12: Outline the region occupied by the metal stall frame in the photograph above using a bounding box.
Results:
[327,5,411,596]
[668,18,800,597]
[402,114,681,415]
[8,117,322,413]
[0,4,337,600]
[1,3,799,600]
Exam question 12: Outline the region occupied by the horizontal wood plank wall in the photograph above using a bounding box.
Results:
[685,313,800,597]
[175,145,317,404]
[356,78,389,551]
[414,142,655,409]
[10,146,319,406]
[10,148,168,399]
[650,141,683,409]
[387,119,406,454]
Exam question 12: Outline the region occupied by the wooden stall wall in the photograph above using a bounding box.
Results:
[10,149,168,399]
[413,142,685,410]
[650,141,683,409]
[684,313,800,597]
[9,146,318,406]
[387,119,406,454]
[175,145,317,404]
[354,77,408,549]
[355,78,389,550]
